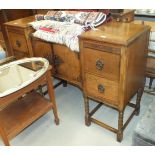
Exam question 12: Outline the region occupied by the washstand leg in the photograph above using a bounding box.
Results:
[84,96,91,126]
[0,126,10,146]
[135,87,143,116]
[117,111,124,142]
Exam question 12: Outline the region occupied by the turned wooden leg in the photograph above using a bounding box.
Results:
[135,87,143,116]
[0,125,10,146]
[62,80,67,87]
[53,106,60,125]
[117,111,123,142]
[84,96,91,126]
[47,70,60,125]
[149,78,154,89]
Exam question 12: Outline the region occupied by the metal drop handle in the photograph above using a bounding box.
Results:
[98,84,105,93]
[16,40,21,48]
[96,59,104,70]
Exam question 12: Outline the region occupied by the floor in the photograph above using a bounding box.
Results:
[0,79,154,146]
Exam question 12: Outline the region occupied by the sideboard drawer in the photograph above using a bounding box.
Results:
[83,48,120,81]
[85,73,119,105]
[9,32,28,53]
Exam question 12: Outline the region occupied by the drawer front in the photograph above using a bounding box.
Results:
[7,26,25,35]
[9,32,28,53]
[66,49,81,84]
[85,73,118,105]
[83,47,120,81]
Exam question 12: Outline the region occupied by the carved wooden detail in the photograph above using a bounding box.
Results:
[83,42,121,54]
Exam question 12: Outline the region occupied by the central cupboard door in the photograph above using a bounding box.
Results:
[53,44,81,85]
[52,44,68,79]
[32,39,81,85]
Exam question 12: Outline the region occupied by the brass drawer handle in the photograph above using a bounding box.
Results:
[16,40,21,48]
[98,84,105,93]
[96,59,104,70]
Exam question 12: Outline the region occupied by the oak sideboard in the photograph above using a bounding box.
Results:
[4,16,150,141]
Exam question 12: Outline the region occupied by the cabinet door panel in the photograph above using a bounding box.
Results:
[32,39,56,73]
[66,50,81,84]
[53,44,67,78]
[32,40,52,58]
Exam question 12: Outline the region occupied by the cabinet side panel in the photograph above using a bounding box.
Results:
[32,39,52,58]
[125,31,150,104]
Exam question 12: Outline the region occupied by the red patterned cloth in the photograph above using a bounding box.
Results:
[35,10,112,29]
[39,27,59,33]
[30,10,112,52]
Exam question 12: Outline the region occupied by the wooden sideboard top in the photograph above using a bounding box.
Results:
[4,16,35,28]
[4,15,151,46]
[80,21,150,46]
[133,20,155,32]
[110,9,135,16]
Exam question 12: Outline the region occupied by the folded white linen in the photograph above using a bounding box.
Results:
[29,20,84,52]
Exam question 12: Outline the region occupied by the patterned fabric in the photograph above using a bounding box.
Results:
[34,10,110,29]
[86,12,100,22]
[45,11,66,22]
[83,12,107,29]
[74,12,90,25]
[46,11,57,16]
[35,14,44,21]
[32,10,112,52]
[29,20,84,52]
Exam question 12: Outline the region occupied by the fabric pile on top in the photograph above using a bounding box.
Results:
[30,20,84,52]
[30,10,111,52]
[35,10,111,30]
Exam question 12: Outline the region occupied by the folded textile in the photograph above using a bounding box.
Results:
[35,14,44,21]
[31,10,112,52]
[35,10,110,29]
[29,20,84,52]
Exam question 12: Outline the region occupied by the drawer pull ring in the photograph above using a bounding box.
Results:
[98,84,105,93]
[96,59,104,70]
[16,40,21,48]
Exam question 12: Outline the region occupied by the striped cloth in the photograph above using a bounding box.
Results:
[30,10,111,52]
